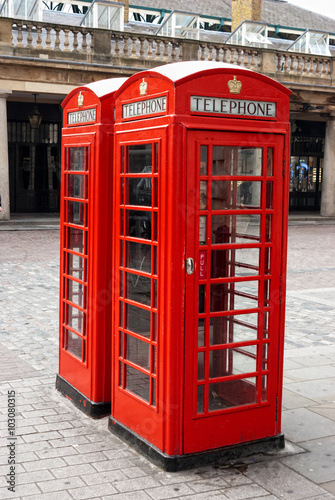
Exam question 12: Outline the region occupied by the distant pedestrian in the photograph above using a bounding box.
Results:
[0,192,2,212]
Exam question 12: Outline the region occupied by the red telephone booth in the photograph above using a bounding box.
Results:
[57,77,127,417]
[108,62,291,469]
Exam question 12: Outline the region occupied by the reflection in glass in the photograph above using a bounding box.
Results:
[211,281,259,312]
[68,174,85,199]
[127,304,151,337]
[127,273,151,306]
[267,148,274,176]
[67,253,85,281]
[198,318,205,347]
[69,147,85,171]
[213,146,262,176]
[266,182,273,209]
[127,144,152,173]
[68,201,85,226]
[210,314,258,345]
[200,181,207,209]
[261,375,268,402]
[66,330,82,359]
[209,377,256,410]
[67,279,85,308]
[212,181,261,209]
[200,145,208,175]
[209,346,257,378]
[68,227,85,254]
[127,211,152,240]
[199,216,207,245]
[211,248,260,278]
[126,365,150,402]
[198,352,205,380]
[127,177,152,206]
[126,334,150,370]
[212,214,261,245]
[197,385,204,413]
[127,241,151,273]
[66,305,84,334]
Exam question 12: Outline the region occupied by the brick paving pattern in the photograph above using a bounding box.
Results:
[0,225,335,499]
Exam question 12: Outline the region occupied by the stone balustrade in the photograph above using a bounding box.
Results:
[0,17,333,86]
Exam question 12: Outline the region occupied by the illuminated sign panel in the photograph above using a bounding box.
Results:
[122,96,167,119]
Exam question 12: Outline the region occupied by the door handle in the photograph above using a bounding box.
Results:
[186,257,194,275]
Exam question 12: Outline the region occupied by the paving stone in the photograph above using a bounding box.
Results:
[244,461,327,500]
[281,435,335,484]
[283,408,335,442]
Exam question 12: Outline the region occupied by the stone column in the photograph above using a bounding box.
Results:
[0,91,12,221]
[321,115,335,217]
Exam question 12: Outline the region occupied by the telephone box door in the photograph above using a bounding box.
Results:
[184,130,286,454]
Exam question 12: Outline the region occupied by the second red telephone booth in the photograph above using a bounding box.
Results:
[57,77,126,417]
[108,62,291,469]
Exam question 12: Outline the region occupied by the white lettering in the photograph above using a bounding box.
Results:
[122,96,167,119]
[190,96,276,118]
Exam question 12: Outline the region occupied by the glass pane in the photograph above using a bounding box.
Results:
[199,216,207,245]
[126,334,150,370]
[200,145,208,175]
[127,241,151,273]
[213,147,262,176]
[212,181,261,209]
[267,148,274,176]
[152,378,156,406]
[198,318,205,347]
[68,174,86,199]
[68,201,85,226]
[67,253,85,281]
[127,304,151,338]
[266,182,273,209]
[210,314,258,344]
[200,181,207,209]
[261,375,268,402]
[263,312,269,339]
[199,285,205,314]
[67,279,85,308]
[197,385,204,413]
[127,177,152,206]
[209,345,257,378]
[209,377,256,410]
[66,305,85,334]
[127,273,151,306]
[126,365,150,402]
[212,214,261,245]
[265,215,272,242]
[127,210,152,240]
[211,248,260,278]
[68,228,85,254]
[69,148,85,171]
[66,330,82,359]
[198,352,205,380]
[127,144,152,173]
[211,281,259,312]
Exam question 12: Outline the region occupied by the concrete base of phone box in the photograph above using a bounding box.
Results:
[56,375,111,418]
[108,416,285,472]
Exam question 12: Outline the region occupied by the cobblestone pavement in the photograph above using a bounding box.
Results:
[0,226,335,499]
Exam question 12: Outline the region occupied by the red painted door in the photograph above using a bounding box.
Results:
[184,130,286,454]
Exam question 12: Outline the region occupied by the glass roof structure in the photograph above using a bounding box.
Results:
[226,21,272,48]
[80,0,124,29]
[155,10,202,40]
[0,0,41,21]
[288,30,331,56]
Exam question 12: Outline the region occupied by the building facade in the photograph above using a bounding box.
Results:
[0,0,334,218]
